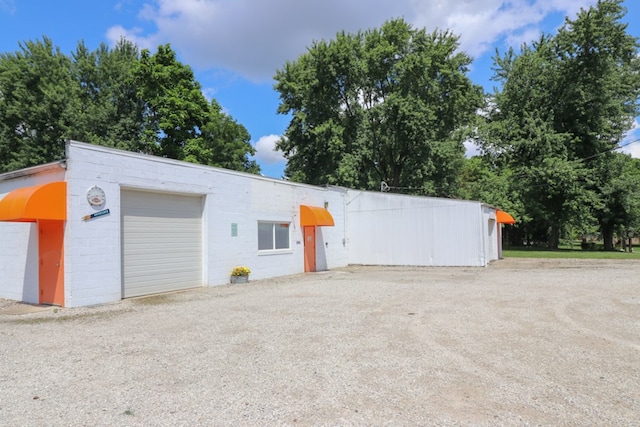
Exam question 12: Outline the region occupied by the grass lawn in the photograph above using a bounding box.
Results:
[503,246,640,259]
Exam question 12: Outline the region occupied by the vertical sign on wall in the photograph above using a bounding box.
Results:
[231,223,238,237]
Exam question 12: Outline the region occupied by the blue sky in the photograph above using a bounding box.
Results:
[1,0,639,178]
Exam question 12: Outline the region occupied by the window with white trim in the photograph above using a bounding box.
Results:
[258,221,291,251]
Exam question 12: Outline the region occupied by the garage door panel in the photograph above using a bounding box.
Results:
[124,239,201,251]
[124,220,201,229]
[122,190,203,298]
[124,259,199,271]
[125,270,200,283]
[125,217,202,226]
[124,230,202,239]
[123,233,199,242]
[125,267,201,279]
[125,244,201,263]
[124,259,201,273]
[122,239,201,250]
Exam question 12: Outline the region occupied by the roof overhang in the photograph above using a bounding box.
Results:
[300,205,334,227]
[496,209,516,224]
[0,181,66,222]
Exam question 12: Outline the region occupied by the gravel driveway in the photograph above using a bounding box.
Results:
[1,258,639,426]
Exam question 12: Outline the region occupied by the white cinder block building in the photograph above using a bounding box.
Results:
[345,190,500,267]
[0,141,514,307]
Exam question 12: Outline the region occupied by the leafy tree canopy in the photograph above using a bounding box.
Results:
[476,0,640,248]
[0,39,258,174]
[0,37,77,172]
[274,18,483,196]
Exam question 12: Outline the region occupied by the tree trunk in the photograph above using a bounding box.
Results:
[601,224,615,251]
[548,225,560,250]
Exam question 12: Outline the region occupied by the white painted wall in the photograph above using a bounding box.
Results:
[0,222,38,303]
[63,141,349,307]
[345,190,492,266]
[0,141,500,307]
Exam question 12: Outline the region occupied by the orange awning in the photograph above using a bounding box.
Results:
[496,209,516,224]
[0,181,66,222]
[300,205,334,226]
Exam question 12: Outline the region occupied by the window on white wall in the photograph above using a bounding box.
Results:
[258,222,291,251]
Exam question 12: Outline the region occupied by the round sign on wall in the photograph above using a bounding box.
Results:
[86,185,106,206]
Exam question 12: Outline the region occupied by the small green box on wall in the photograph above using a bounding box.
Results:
[231,223,238,237]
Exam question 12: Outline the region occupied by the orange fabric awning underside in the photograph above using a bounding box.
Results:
[300,205,334,226]
[0,181,66,222]
[496,209,516,224]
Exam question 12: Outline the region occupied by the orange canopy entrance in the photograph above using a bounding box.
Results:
[0,181,66,222]
[300,205,334,227]
[0,181,66,306]
[496,209,516,224]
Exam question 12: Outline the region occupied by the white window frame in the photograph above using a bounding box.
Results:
[258,221,292,254]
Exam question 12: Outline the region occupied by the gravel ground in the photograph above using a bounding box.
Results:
[1,258,639,426]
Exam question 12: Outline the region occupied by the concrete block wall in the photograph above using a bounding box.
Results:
[1,140,494,307]
[0,222,38,303]
[204,165,347,282]
[63,141,349,307]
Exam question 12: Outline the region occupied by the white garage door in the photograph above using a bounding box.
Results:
[121,190,203,298]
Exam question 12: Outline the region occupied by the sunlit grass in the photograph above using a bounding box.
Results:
[503,246,640,259]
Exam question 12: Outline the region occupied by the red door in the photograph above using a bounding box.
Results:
[304,226,316,272]
[39,220,65,306]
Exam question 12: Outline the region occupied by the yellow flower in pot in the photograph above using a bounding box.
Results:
[230,266,250,284]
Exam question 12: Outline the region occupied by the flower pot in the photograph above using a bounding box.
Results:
[230,275,249,284]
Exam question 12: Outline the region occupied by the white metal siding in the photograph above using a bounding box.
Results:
[121,190,203,298]
[346,190,487,266]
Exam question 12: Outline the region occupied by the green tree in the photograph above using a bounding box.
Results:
[132,44,259,173]
[0,38,78,172]
[184,99,259,173]
[593,153,640,249]
[554,0,640,249]
[70,39,144,151]
[274,18,483,195]
[457,156,521,216]
[482,0,640,248]
[133,44,210,159]
[0,38,259,175]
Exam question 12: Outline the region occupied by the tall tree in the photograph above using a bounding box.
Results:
[133,44,210,159]
[481,0,640,248]
[71,39,144,151]
[457,156,522,219]
[184,99,260,173]
[0,38,260,175]
[0,38,78,172]
[555,0,640,249]
[274,18,483,195]
[593,152,640,249]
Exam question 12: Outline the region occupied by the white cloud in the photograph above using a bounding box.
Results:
[201,87,218,102]
[622,143,640,158]
[107,0,598,82]
[619,119,640,158]
[254,134,286,165]
[411,0,598,58]
[106,25,158,51]
[0,0,16,14]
